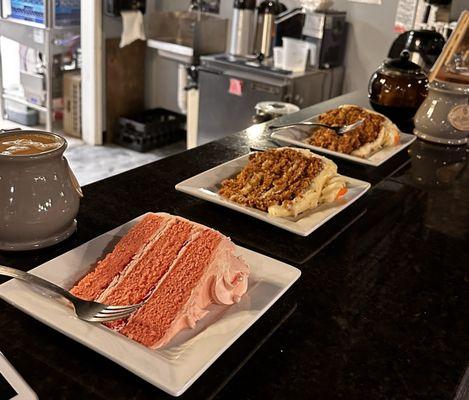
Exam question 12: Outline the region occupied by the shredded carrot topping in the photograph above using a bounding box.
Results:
[336,187,348,199]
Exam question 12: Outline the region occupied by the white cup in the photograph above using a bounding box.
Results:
[282,37,309,73]
[308,42,318,67]
[273,46,285,69]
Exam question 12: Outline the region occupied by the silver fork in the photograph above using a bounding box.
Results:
[0,265,142,322]
[269,119,365,135]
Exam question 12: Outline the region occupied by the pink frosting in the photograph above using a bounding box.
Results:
[149,237,250,349]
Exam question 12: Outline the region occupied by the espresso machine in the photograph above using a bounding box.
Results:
[302,10,348,68]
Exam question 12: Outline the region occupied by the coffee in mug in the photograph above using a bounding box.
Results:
[0,132,62,156]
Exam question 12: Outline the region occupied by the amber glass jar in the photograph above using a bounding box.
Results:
[369,51,428,132]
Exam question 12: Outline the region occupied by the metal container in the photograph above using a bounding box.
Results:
[253,101,299,123]
[0,130,82,251]
[253,1,285,58]
[302,10,348,69]
[146,10,228,64]
[414,80,469,145]
[229,0,256,56]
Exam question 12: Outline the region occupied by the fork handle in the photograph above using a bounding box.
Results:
[269,122,334,131]
[0,265,73,302]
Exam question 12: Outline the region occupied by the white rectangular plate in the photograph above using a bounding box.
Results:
[0,214,301,397]
[271,120,416,167]
[175,153,371,236]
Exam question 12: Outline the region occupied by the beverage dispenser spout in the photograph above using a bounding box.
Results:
[274,7,305,24]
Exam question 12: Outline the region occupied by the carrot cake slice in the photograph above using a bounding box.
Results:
[71,213,250,349]
[219,147,347,217]
[306,105,400,157]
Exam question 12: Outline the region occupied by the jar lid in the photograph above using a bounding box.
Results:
[383,50,425,75]
[258,0,284,14]
[255,101,300,116]
[234,0,256,9]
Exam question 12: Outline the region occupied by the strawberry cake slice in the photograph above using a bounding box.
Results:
[71,213,250,349]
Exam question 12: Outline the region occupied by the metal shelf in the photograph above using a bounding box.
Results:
[1,17,46,29]
[0,18,80,54]
[0,1,80,131]
[2,16,79,30]
[2,93,48,112]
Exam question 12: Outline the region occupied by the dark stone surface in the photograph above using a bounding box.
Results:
[1,91,468,399]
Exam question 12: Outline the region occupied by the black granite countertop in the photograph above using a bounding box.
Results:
[1,91,468,400]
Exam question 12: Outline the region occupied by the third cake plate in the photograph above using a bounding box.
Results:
[0,214,301,397]
[271,117,416,167]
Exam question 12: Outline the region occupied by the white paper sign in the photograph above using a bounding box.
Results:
[394,0,418,33]
[32,29,44,44]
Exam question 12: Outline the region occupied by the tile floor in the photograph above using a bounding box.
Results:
[0,118,187,186]
[65,140,186,186]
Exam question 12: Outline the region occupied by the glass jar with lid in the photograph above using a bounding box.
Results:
[368,50,429,132]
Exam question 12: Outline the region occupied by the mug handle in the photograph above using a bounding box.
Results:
[0,128,22,134]
[64,157,83,198]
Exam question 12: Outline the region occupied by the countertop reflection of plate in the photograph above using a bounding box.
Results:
[0,214,301,397]
[175,153,371,236]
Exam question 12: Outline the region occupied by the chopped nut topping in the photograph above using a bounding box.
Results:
[219,148,324,211]
[306,106,384,154]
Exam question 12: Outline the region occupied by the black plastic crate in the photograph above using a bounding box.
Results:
[115,108,186,152]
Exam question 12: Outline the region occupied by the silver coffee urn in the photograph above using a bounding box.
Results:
[229,0,256,56]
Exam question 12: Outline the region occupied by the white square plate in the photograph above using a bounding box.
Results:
[271,119,416,167]
[175,153,371,236]
[0,214,301,397]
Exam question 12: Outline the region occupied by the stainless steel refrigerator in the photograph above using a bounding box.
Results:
[197,55,343,146]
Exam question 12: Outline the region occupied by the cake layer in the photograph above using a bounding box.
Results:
[100,218,200,329]
[119,229,223,348]
[71,213,169,300]
[219,148,325,214]
[99,218,197,305]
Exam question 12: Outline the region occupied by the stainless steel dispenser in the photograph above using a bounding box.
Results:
[253,0,286,58]
[229,0,256,56]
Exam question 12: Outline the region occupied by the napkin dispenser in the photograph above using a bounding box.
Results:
[104,0,146,17]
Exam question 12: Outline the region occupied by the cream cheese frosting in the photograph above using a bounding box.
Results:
[145,236,249,349]
[267,148,347,218]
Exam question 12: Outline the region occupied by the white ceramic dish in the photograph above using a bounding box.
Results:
[0,214,301,397]
[271,118,417,166]
[0,352,37,400]
[175,153,371,236]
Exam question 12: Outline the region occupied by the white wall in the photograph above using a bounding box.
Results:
[333,0,400,92]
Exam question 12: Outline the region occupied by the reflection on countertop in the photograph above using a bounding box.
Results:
[394,139,469,239]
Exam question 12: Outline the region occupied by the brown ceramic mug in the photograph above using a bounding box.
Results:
[0,129,82,251]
